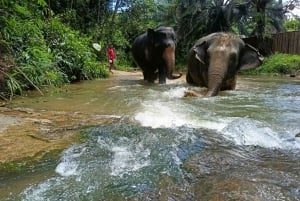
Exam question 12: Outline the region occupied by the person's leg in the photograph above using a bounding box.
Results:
[109,60,113,73]
[111,60,115,70]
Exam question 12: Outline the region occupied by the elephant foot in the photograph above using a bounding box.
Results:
[159,79,166,84]
[184,90,202,97]
[146,79,155,83]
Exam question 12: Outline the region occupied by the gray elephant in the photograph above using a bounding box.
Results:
[132,26,182,84]
[186,32,263,97]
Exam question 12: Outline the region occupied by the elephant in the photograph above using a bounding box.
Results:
[186,32,264,97]
[132,26,182,84]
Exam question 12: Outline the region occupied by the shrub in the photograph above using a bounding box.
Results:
[44,18,109,82]
[0,1,109,99]
[2,16,63,91]
[241,53,300,75]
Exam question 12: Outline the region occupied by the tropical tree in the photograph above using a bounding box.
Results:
[169,0,297,59]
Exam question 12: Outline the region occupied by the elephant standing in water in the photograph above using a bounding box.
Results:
[132,26,182,84]
[186,32,263,97]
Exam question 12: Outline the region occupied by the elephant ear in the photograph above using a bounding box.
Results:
[193,41,207,64]
[239,44,264,70]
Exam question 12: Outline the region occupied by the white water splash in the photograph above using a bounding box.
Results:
[55,161,78,177]
[222,118,300,149]
[134,100,230,131]
[134,87,192,128]
[134,87,300,150]
[134,107,187,128]
[162,86,187,98]
[97,136,151,177]
[55,145,86,177]
[22,179,55,201]
[110,145,150,177]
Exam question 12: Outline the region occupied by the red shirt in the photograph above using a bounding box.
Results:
[107,47,116,60]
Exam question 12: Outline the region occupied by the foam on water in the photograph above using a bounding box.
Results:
[134,87,190,128]
[96,135,152,177]
[134,86,300,150]
[55,160,78,177]
[55,145,86,176]
[134,99,229,131]
[110,145,150,177]
[222,118,300,149]
[134,105,187,128]
[22,180,51,201]
[162,86,187,98]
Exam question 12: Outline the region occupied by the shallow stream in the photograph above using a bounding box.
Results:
[1,72,300,201]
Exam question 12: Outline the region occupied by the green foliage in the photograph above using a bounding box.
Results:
[2,15,60,91]
[6,73,22,99]
[0,1,108,99]
[1,0,298,100]
[284,18,300,31]
[45,18,109,81]
[242,53,300,75]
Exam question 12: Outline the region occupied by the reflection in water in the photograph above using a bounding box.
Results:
[3,74,300,200]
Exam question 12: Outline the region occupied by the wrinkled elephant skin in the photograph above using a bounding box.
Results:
[186,32,264,97]
[132,26,182,84]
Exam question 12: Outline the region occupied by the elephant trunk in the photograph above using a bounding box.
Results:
[206,66,228,97]
[163,45,182,80]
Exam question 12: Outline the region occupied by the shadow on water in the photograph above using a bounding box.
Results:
[2,73,300,200]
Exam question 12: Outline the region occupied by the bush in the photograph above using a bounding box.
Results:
[2,16,62,91]
[0,1,109,99]
[44,18,109,81]
[241,53,300,75]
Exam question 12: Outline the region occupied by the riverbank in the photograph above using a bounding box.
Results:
[0,70,143,171]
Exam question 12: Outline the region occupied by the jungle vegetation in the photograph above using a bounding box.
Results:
[0,0,299,100]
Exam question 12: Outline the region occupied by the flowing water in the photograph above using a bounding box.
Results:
[1,72,300,201]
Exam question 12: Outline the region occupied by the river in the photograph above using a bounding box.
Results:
[1,71,300,201]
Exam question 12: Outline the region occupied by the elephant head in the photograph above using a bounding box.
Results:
[132,26,182,84]
[186,32,263,97]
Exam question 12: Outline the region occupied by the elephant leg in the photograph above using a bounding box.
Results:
[186,71,194,84]
[142,68,154,83]
[158,67,167,84]
[159,77,166,84]
[142,71,147,81]
[146,71,156,83]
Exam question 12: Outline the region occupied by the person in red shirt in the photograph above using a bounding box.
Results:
[106,44,116,73]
